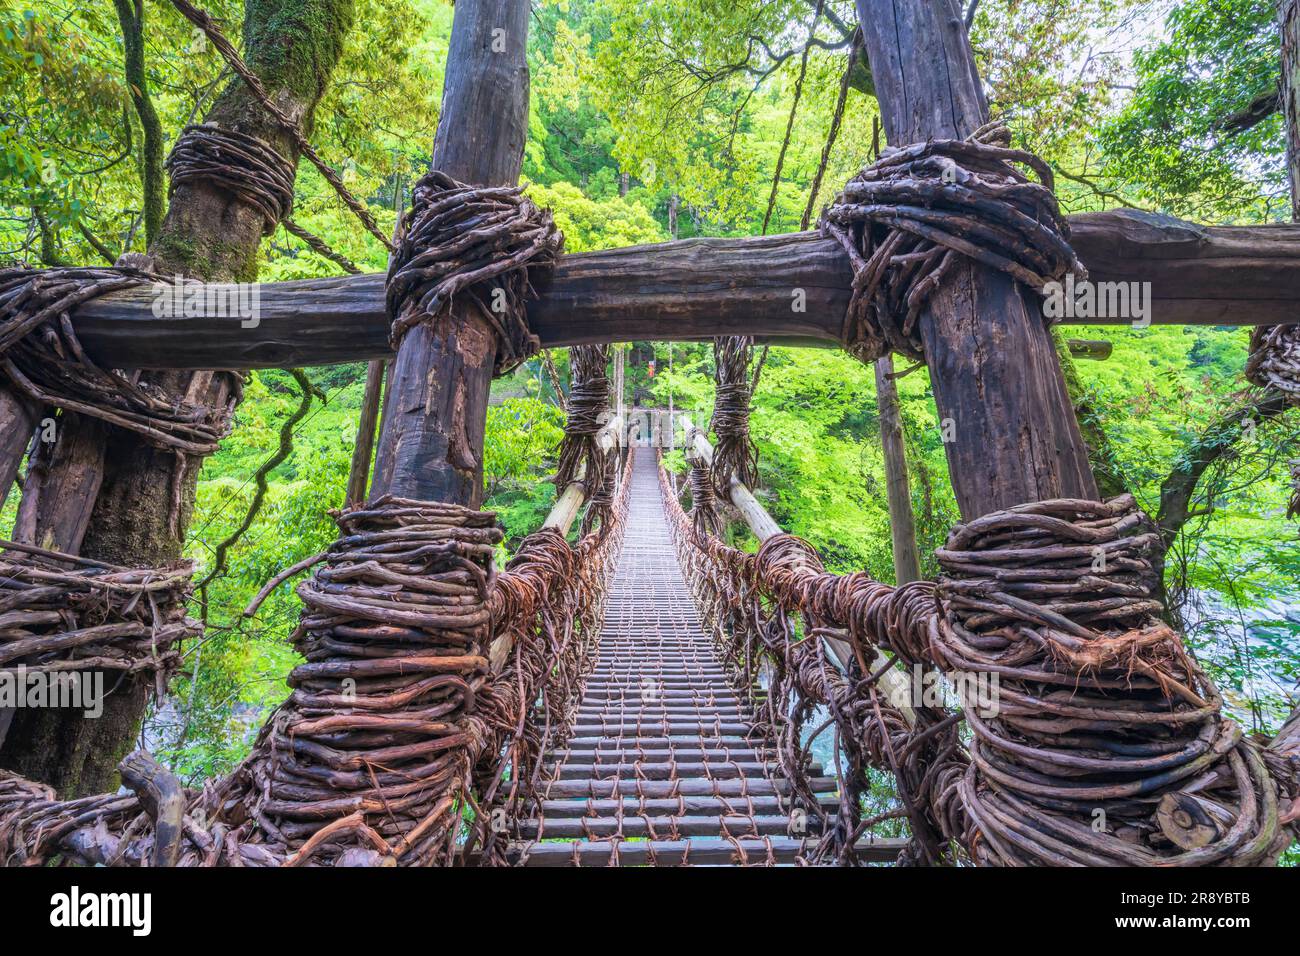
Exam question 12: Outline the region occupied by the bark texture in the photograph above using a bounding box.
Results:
[0,0,356,797]
[68,213,1300,371]
[369,0,531,506]
[852,0,1095,517]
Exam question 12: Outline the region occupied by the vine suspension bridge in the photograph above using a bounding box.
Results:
[0,0,1298,869]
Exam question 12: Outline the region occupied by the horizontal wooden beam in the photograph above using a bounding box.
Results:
[68,211,1300,371]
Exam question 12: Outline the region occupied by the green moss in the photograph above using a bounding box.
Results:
[243,0,357,104]
[153,234,259,283]
[153,233,202,273]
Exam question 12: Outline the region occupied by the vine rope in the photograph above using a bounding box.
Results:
[932,495,1294,865]
[1246,324,1300,402]
[0,265,240,454]
[166,124,295,236]
[166,0,394,250]
[820,122,1082,363]
[658,456,966,864]
[554,344,617,536]
[709,336,760,497]
[0,459,632,867]
[386,170,562,376]
[0,540,199,697]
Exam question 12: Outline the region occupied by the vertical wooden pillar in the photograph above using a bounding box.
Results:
[0,390,37,512]
[874,356,921,583]
[853,0,1097,519]
[345,359,386,506]
[370,0,530,506]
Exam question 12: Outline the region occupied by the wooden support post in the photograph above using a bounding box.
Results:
[345,359,386,506]
[0,390,38,512]
[541,416,622,533]
[853,0,1097,518]
[369,0,531,506]
[873,356,921,584]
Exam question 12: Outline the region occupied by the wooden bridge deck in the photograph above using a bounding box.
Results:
[513,448,905,866]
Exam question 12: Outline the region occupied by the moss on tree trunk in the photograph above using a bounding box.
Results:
[0,0,355,799]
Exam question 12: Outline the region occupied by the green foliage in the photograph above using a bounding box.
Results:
[525,181,665,251]
[1097,0,1286,217]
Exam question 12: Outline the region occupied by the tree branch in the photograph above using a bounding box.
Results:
[1157,388,1292,546]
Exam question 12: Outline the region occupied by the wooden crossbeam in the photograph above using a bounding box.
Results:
[67,211,1300,371]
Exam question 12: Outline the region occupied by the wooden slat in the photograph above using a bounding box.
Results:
[512,836,907,866]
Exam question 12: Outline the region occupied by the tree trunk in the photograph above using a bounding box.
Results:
[0,0,357,797]
[853,0,1097,518]
[370,0,531,506]
[1283,0,1300,220]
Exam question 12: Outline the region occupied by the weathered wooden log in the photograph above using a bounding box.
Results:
[64,213,1300,371]
[345,359,386,506]
[853,0,1097,515]
[1156,791,1237,850]
[0,389,38,511]
[117,750,185,867]
[874,355,922,584]
[368,0,531,506]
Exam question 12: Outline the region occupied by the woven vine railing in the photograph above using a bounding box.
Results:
[658,454,1300,866]
[656,455,966,865]
[0,456,630,867]
[472,451,631,865]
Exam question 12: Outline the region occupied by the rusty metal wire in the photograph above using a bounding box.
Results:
[932,495,1294,866]
[0,266,241,454]
[387,170,562,376]
[820,122,1082,363]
